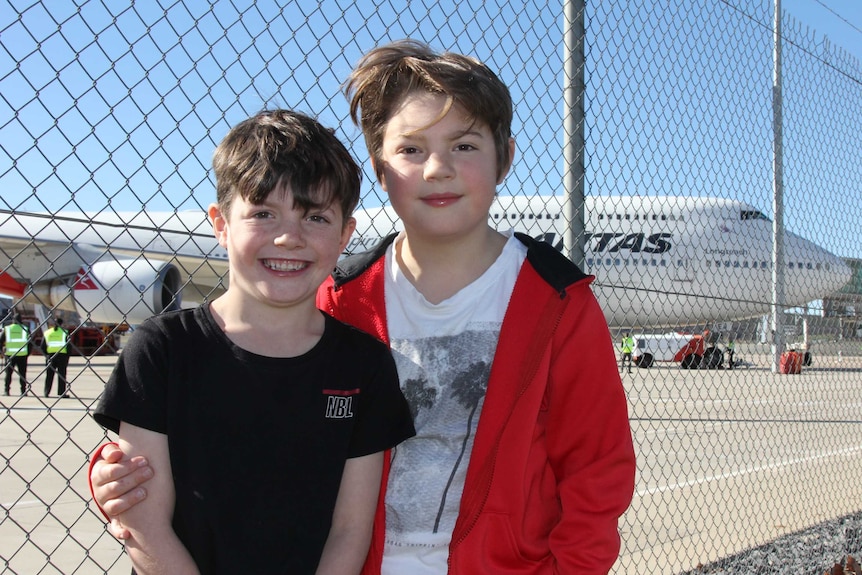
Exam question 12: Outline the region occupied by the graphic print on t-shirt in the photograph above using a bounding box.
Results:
[385,326,497,539]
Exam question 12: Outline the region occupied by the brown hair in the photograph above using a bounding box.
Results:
[212,109,361,222]
[344,39,513,181]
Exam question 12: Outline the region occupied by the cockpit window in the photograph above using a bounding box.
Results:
[740,210,771,222]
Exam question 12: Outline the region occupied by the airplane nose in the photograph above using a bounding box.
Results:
[785,231,853,301]
[829,256,854,295]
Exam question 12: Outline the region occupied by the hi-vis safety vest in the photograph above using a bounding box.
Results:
[45,327,69,354]
[621,337,634,354]
[4,324,29,356]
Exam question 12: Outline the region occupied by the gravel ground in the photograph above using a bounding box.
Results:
[678,511,862,575]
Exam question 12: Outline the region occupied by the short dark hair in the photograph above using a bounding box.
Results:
[344,39,513,182]
[212,109,361,222]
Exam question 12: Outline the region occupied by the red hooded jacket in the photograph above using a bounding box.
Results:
[317,233,636,574]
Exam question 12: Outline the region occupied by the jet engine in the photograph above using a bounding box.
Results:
[29,258,183,324]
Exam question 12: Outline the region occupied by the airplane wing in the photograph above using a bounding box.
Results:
[0,209,229,323]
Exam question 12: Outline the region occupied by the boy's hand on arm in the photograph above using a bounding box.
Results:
[315,452,383,575]
[89,442,155,540]
[118,422,199,575]
[91,443,154,514]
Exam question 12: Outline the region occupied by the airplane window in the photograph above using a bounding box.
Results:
[734,261,740,268]
[660,215,667,221]
[616,214,622,220]
[807,263,812,270]
[741,210,771,221]
[651,215,657,220]
[614,258,621,266]
[587,258,594,266]
[625,214,630,220]
[528,214,534,219]
[598,214,605,220]
[743,261,749,268]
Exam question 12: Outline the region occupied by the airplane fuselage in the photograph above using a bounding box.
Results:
[1,196,851,328]
[350,196,850,328]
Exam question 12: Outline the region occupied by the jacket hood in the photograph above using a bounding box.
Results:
[332,232,589,294]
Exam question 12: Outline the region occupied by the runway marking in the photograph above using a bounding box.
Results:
[3,498,82,509]
[636,443,862,497]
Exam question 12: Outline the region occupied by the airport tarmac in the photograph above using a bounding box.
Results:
[2,348,861,574]
[0,356,125,574]
[614,348,862,574]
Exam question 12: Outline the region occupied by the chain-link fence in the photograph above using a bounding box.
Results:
[1,0,861,573]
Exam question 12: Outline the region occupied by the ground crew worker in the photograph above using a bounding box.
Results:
[3,313,31,396]
[621,331,634,374]
[42,318,70,398]
[726,336,736,370]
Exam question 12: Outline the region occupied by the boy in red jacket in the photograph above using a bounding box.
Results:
[91,40,635,574]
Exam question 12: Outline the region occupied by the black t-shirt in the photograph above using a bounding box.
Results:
[94,305,415,574]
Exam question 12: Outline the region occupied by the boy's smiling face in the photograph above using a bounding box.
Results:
[376,91,514,243]
[209,184,355,312]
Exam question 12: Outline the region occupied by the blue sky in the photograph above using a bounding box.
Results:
[783,0,861,61]
[0,0,859,257]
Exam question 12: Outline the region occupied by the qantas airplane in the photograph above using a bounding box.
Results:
[0,196,851,328]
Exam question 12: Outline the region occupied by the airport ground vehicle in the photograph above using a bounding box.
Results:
[631,331,723,369]
[786,341,814,366]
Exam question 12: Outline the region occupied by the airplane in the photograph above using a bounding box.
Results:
[0,196,852,328]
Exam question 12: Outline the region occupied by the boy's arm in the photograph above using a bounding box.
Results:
[117,422,199,575]
[548,294,636,572]
[314,452,383,575]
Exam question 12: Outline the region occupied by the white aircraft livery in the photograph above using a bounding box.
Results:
[0,196,851,327]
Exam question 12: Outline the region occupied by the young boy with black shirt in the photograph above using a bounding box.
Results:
[92,109,414,575]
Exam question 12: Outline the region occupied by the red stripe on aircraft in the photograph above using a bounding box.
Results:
[0,271,26,298]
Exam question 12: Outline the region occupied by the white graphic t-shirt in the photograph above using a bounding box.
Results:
[380,232,527,575]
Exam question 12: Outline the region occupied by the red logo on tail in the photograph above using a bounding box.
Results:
[73,268,99,290]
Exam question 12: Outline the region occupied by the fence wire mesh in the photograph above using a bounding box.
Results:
[1,0,861,573]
